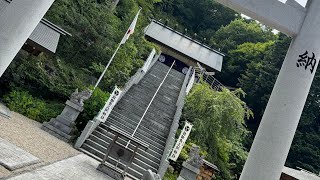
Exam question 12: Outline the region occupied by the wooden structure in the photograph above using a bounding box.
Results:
[97,125,149,180]
[22,18,71,56]
[280,167,320,180]
[197,160,219,180]
[144,20,224,72]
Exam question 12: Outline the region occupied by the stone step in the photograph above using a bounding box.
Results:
[141,73,184,88]
[112,106,173,135]
[84,138,158,174]
[149,62,185,79]
[82,142,145,179]
[114,104,175,128]
[119,94,177,114]
[79,60,186,180]
[104,116,168,149]
[108,112,168,143]
[116,98,176,119]
[126,86,180,105]
[137,80,182,95]
[113,104,174,128]
[80,144,141,180]
[89,132,161,169]
[92,130,162,165]
[98,124,165,156]
[140,74,184,87]
[114,100,175,122]
[96,126,164,157]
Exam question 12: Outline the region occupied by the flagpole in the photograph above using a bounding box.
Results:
[93,8,142,90]
[93,41,122,90]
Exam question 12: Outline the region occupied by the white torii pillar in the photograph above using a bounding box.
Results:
[215,0,319,179]
[0,0,55,77]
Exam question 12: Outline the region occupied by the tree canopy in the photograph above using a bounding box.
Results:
[0,0,319,178]
[183,82,252,179]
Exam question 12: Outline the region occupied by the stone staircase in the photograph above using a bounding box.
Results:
[79,61,186,179]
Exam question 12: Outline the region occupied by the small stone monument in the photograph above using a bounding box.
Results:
[42,89,92,142]
[178,145,205,180]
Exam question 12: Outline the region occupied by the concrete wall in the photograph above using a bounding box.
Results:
[0,0,54,77]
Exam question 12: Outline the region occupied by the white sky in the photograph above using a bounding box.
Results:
[278,0,307,6]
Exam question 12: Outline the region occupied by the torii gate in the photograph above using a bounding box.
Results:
[215,0,318,179]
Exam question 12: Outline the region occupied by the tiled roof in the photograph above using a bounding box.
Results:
[283,166,320,180]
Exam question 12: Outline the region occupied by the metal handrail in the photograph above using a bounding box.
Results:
[126,60,176,148]
[194,65,224,91]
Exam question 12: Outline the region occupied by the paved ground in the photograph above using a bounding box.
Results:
[0,103,11,119]
[0,137,40,170]
[0,111,80,179]
[7,154,112,180]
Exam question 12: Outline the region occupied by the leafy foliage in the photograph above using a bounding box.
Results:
[0,0,319,175]
[183,82,252,179]
[76,87,110,132]
[3,89,63,122]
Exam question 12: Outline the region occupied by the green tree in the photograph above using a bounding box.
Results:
[222,41,274,86]
[239,33,291,131]
[154,0,238,40]
[183,82,252,179]
[212,18,276,52]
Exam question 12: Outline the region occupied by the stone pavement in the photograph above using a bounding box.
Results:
[0,111,79,178]
[7,154,113,180]
[0,103,11,119]
[0,137,40,170]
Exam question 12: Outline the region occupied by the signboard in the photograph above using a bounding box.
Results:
[169,122,193,161]
[96,87,122,122]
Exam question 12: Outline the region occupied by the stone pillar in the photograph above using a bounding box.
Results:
[177,162,200,180]
[42,89,91,142]
[240,1,320,179]
[0,0,55,77]
[42,100,83,142]
[178,145,204,180]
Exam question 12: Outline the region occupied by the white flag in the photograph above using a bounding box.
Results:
[120,9,141,45]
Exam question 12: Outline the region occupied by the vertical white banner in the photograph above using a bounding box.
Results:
[169,122,193,161]
[96,87,122,122]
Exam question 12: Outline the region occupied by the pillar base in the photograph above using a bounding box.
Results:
[178,161,200,180]
[42,100,83,143]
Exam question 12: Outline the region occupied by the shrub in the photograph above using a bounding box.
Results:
[76,87,110,132]
[3,89,64,122]
[39,102,64,122]
[3,90,46,121]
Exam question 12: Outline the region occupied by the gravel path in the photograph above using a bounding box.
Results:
[0,111,80,179]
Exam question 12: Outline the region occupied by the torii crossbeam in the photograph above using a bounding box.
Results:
[215,0,319,179]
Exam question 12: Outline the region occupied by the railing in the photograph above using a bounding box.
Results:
[142,48,156,72]
[126,60,176,148]
[185,68,195,95]
[75,49,159,149]
[119,48,158,100]
[194,62,224,91]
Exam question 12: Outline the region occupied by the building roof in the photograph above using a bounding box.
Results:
[27,18,71,54]
[282,166,320,180]
[144,20,224,72]
[203,160,219,172]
